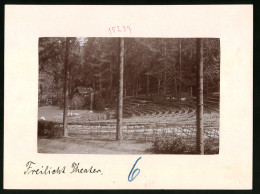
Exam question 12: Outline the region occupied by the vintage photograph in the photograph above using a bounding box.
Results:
[38,37,220,154]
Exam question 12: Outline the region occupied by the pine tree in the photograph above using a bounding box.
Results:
[63,37,71,137]
[196,38,204,154]
[116,38,124,140]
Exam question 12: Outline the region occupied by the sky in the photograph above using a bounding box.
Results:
[77,37,88,46]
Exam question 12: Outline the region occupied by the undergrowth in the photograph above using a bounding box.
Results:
[153,132,219,154]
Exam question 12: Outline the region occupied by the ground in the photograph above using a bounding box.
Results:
[38,137,154,154]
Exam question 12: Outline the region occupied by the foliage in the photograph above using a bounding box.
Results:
[204,137,219,154]
[39,37,220,109]
[153,132,194,154]
[153,132,219,154]
[38,120,63,137]
[93,90,106,111]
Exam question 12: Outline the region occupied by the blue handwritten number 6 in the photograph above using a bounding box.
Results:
[128,157,142,182]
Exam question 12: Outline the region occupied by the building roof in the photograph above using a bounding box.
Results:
[74,86,93,94]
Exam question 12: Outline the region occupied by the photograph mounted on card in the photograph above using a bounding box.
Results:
[4,5,252,189]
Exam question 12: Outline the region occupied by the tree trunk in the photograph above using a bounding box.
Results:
[163,41,167,95]
[179,38,182,101]
[157,76,160,94]
[173,59,177,98]
[90,92,94,112]
[93,82,95,91]
[139,76,141,93]
[110,61,113,99]
[206,78,209,100]
[99,69,102,90]
[40,84,43,105]
[196,38,204,154]
[136,75,139,96]
[174,78,177,97]
[163,72,167,95]
[146,73,149,96]
[116,38,124,141]
[133,75,135,96]
[63,37,70,137]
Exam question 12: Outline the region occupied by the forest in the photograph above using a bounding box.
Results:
[39,37,220,110]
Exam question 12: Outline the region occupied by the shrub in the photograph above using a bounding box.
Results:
[204,138,219,154]
[153,132,219,154]
[153,133,194,154]
[38,120,63,137]
[94,92,105,111]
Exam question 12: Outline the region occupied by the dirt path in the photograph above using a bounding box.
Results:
[38,137,154,154]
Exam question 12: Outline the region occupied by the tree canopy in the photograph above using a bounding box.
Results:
[39,37,220,109]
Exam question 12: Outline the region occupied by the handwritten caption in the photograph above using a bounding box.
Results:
[24,161,103,175]
[128,157,142,182]
[109,25,132,35]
